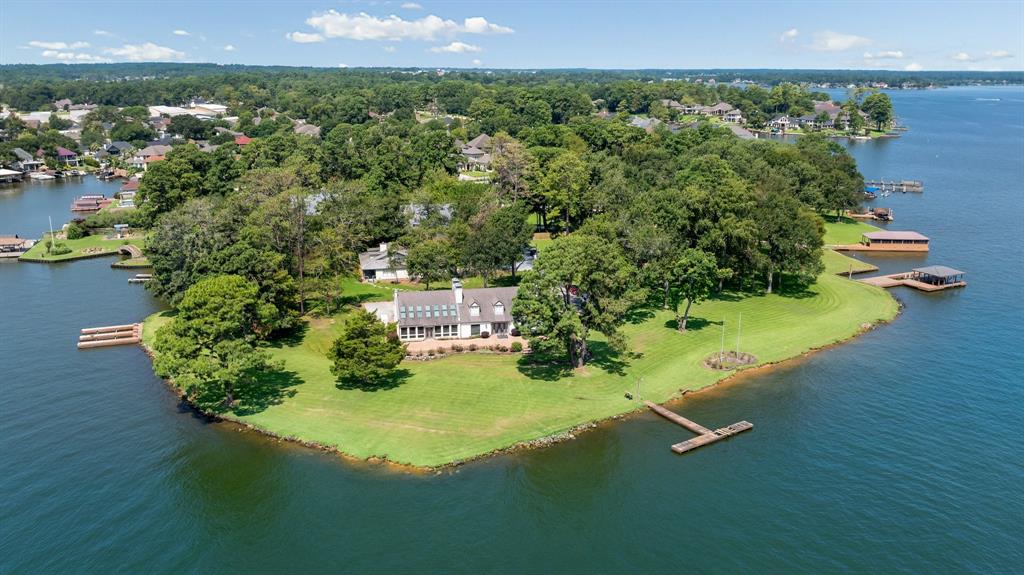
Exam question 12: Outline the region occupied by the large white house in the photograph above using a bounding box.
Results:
[365,280,517,341]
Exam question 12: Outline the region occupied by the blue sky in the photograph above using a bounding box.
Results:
[1,1,1021,70]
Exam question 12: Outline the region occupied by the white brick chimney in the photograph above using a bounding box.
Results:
[452,278,463,304]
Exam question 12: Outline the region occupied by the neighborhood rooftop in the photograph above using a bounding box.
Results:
[913,265,965,277]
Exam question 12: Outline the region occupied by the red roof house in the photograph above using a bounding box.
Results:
[234,135,252,146]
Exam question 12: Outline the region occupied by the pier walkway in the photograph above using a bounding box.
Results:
[644,401,753,455]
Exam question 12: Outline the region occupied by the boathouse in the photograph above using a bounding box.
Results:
[911,266,965,287]
[862,230,929,251]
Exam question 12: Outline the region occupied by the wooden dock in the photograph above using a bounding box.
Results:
[128,273,152,284]
[644,401,753,455]
[77,323,143,349]
[865,179,924,193]
[859,272,966,292]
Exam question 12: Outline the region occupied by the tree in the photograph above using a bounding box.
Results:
[406,237,455,289]
[110,121,156,144]
[669,248,722,331]
[541,150,590,231]
[490,134,535,203]
[328,311,405,387]
[512,234,639,368]
[153,275,274,407]
[47,115,72,130]
[756,193,825,293]
[861,92,894,131]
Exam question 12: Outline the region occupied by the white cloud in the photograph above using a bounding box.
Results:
[810,30,871,52]
[384,45,397,53]
[904,62,923,71]
[299,11,512,41]
[29,40,90,50]
[224,44,236,51]
[286,31,325,43]
[953,50,1013,64]
[172,29,190,36]
[104,43,185,61]
[472,58,482,66]
[93,30,113,37]
[401,2,422,9]
[779,28,798,43]
[462,16,513,34]
[986,50,1013,59]
[430,41,482,53]
[953,52,973,62]
[41,49,110,63]
[864,50,905,60]
[338,63,349,68]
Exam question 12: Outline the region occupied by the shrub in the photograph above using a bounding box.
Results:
[451,344,464,353]
[497,345,509,352]
[510,328,520,337]
[510,341,523,353]
[65,222,87,240]
[468,343,478,352]
[427,349,435,356]
[46,241,71,255]
[480,331,490,339]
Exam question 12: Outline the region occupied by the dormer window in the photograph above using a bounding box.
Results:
[494,302,504,316]
[469,302,480,317]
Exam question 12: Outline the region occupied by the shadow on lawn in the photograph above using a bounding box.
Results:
[266,322,310,348]
[663,316,722,331]
[516,342,635,380]
[188,367,303,417]
[335,368,412,392]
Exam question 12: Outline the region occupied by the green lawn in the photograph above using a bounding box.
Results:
[823,217,879,246]
[144,249,897,468]
[19,233,146,262]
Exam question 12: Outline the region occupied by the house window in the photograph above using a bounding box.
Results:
[449,304,458,316]
[437,324,459,338]
[416,305,423,318]
[470,303,480,317]
[440,305,448,317]
[425,306,432,318]
[471,324,481,336]
[399,326,426,340]
[399,306,407,320]
[494,302,504,316]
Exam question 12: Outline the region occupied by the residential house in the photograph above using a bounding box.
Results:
[129,144,173,170]
[10,148,43,172]
[723,109,745,124]
[105,141,134,157]
[679,103,705,115]
[56,147,79,167]
[234,135,252,146]
[459,134,492,171]
[704,102,735,116]
[0,235,34,258]
[359,243,409,281]
[382,280,517,341]
[293,122,322,138]
[769,115,791,132]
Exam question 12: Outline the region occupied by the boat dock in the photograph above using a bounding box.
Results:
[858,265,966,292]
[128,273,152,284]
[77,323,143,349]
[644,401,753,454]
[865,180,924,193]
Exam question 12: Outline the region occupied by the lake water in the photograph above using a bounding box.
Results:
[2,86,1022,573]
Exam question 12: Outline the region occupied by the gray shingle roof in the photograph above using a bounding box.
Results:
[913,265,964,277]
[397,286,517,327]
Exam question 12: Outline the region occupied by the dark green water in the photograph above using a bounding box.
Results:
[2,87,1022,573]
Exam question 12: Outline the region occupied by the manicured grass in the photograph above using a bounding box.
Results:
[823,217,879,246]
[19,233,146,262]
[144,249,897,468]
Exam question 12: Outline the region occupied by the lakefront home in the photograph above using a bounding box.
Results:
[359,243,409,281]
[458,133,493,171]
[367,279,518,341]
[57,147,79,167]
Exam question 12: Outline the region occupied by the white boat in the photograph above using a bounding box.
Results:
[29,173,56,181]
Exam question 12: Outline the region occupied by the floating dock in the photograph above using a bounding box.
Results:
[865,180,924,193]
[644,401,753,454]
[128,273,152,284]
[77,323,143,349]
